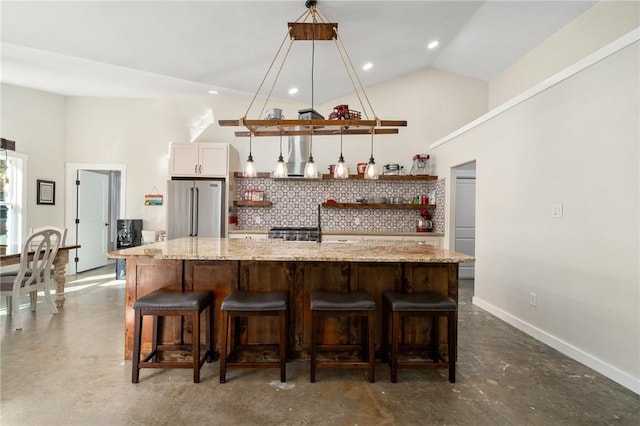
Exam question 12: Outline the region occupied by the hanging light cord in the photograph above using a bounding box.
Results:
[339,130,344,160]
[248,133,253,160]
[278,132,284,160]
[369,131,374,161]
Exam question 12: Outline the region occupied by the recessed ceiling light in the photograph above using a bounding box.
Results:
[208,90,218,94]
[288,87,299,95]
[362,62,373,71]
[427,40,439,50]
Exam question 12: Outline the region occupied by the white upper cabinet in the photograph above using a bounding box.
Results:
[169,143,228,177]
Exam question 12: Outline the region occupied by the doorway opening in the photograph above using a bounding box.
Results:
[452,161,476,280]
[65,163,126,274]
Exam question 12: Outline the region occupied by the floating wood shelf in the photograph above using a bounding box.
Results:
[322,202,436,210]
[233,172,438,181]
[320,174,437,181]
[219,119,407,138]
[233,200,272,207]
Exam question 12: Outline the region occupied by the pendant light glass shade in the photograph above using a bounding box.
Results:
[243,134,258,177]
[304,132,319,178]
[244,155,257,177]
[364,131,378,179]
[273,134,288,178]
[334,132,349,179]
[364,158,378,179]
[304,156,319,179]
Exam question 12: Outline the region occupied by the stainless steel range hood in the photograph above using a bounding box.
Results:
[286,130,309,177]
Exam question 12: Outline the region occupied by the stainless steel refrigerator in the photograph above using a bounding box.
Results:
[167,179,225,239]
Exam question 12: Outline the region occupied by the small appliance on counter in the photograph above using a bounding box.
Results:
[409,154,430,175]
[116,219,143,279]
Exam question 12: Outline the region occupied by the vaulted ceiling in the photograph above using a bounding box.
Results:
[1,1,596,103]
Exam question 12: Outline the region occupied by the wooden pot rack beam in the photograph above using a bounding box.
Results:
[218,119,407,137]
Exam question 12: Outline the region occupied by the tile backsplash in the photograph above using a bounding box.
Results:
[235,177,445,233]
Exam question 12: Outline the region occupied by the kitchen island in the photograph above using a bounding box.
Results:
[108,237,474,360]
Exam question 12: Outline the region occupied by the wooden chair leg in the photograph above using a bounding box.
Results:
[152,315,160,362]
[30,291,37,312]
[132,311,142,383]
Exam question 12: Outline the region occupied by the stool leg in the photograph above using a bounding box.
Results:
[390,311,400,383]
[152,315,160,362]
[206,304,213,363]
[310,310,318,383]
[367,310,375,383]
[381,301,389,364]
[448,311,457,383]
[193,310,201,383]
[219,310,229,384]
[431,315,440,362]
[280,309,287,382]
[132,310,143,383]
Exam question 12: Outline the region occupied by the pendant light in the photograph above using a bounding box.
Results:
[303,131,319,178]
[364,130,378,179]
[333,130,349,179]
[273,132,288,178]
[243,133,257,177]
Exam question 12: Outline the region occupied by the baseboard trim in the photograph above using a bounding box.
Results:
[472,296,640,395]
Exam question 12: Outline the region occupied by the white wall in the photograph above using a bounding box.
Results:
[0,84,66,233]
[432,42,640,392]
[489,1,640,108]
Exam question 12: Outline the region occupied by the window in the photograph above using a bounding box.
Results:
[0,152,26,246]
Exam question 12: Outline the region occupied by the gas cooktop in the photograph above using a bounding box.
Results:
[268,227,321,242]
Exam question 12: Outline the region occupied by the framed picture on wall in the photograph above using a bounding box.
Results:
[37,179,55,205]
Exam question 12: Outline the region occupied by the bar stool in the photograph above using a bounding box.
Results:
[219,290,288,383]
[382,291,457,383]
[310,290,376,383]
[132,290,214,383]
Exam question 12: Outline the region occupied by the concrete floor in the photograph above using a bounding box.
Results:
[1,265,638,426]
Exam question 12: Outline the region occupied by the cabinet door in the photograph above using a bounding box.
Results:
[199,144,228,177]
[169,144,199,176]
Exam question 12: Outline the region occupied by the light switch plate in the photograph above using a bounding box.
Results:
[551,204,563,218]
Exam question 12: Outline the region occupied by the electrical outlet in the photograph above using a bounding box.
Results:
[529,292,537,307]
[254,215,262,225]
[551,204,563,218]
[354,217,361,226]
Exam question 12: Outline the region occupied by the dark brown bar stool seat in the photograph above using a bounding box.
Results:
[382,291,457,383]
[220,290,288,383]
[132,290,214,383]
[310,290,376,383]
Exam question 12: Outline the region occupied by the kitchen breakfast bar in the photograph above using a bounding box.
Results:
[108,237,474,361]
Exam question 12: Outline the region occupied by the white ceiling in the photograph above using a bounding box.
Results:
[0,1,596,104]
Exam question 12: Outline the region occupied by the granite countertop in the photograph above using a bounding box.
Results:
[107,237,474,263]
[228,229,445,237]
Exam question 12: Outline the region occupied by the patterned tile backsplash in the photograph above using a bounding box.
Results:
[235,177,445,233]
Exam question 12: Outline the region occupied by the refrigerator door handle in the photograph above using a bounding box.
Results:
[193,187,199,236]
[188,187,194,236]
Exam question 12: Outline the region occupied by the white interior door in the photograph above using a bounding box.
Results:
[455,165,476,279]
[76,170,109,272]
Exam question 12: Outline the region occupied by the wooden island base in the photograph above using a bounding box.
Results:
[124,257,459,361]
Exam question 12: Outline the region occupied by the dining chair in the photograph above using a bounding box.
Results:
[0,228,62,329]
